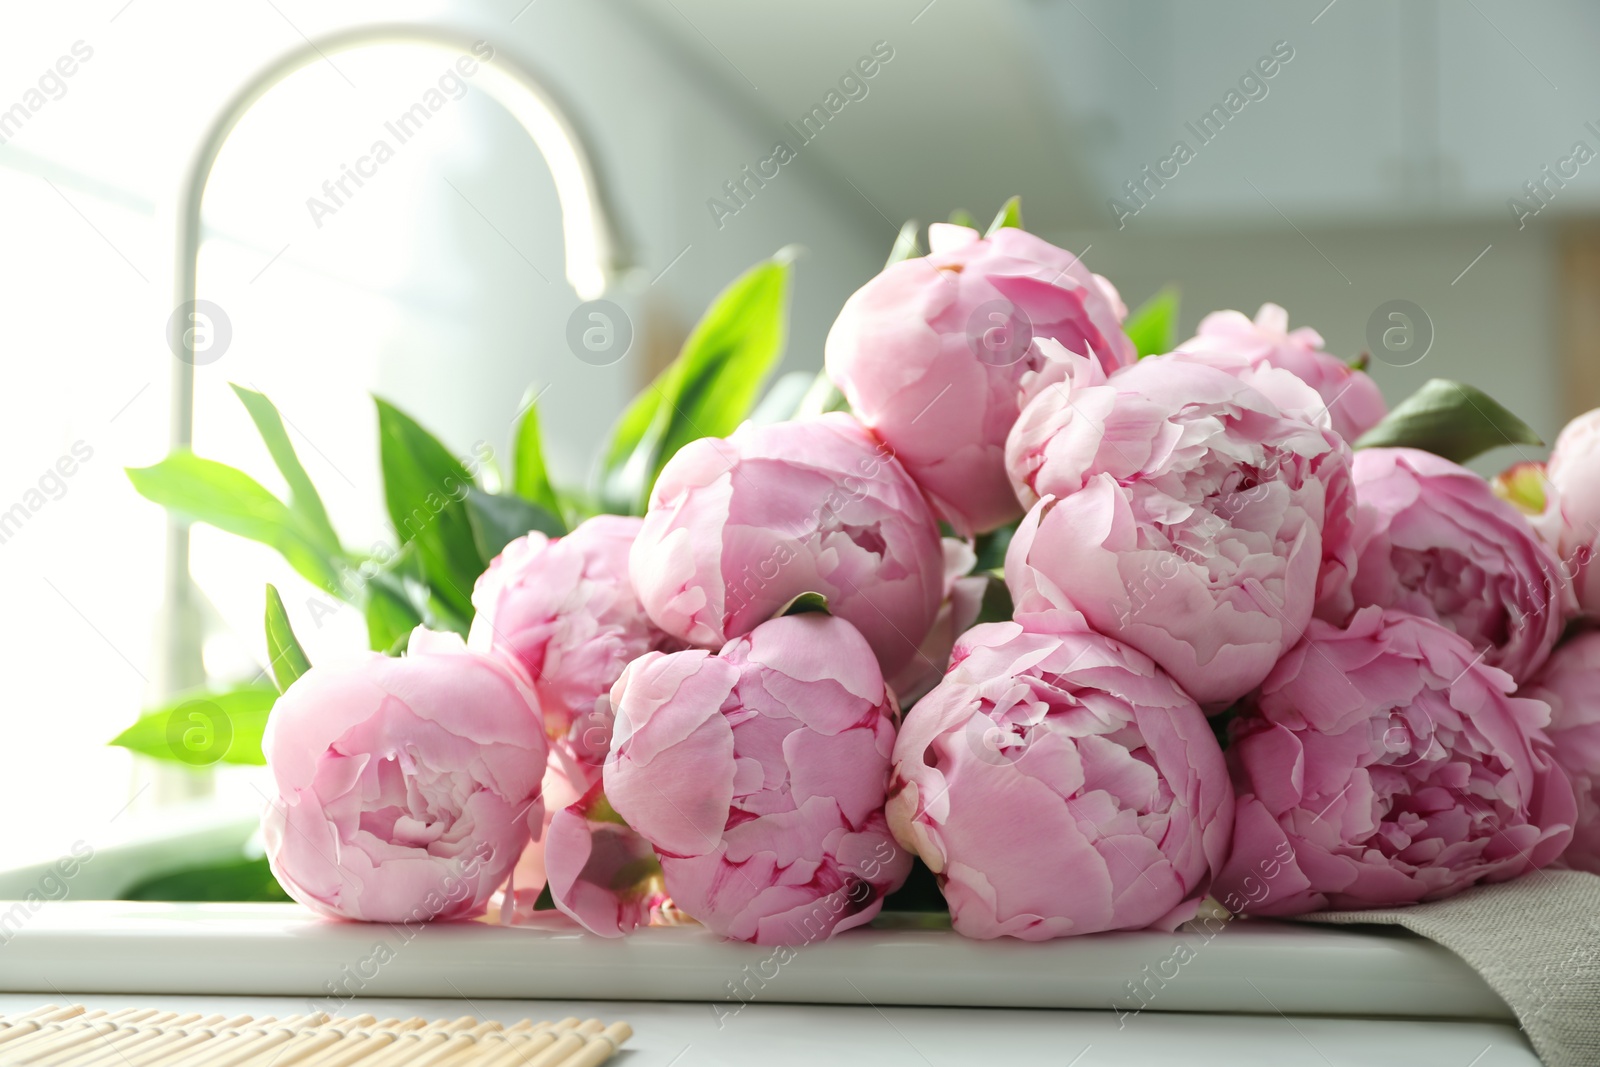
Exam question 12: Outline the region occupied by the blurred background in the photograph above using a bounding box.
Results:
[2,0,1598,874]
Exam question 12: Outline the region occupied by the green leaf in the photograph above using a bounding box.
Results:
[264,584,311,692]
[463,486,563,561]
[652,255,792,462]
[511,387,565,522]
[797,369,849,417]
[127,452,342,591]
[596,253,793,514]
[948,208,977,229]
[422,593,470,637]
[985,196,1023,236]
[1354,379,1544,463]
[973,522,1016,574]
[880,859,949,915]
[375,397,484,620]
[973,575,1014,627]
[1126,286,1180,359]
[228,385,341,555]
[121,856,291,903]
[595,388,663,514]
[110,682,278,767]
[364,577,421,654]
[367,542,463,638]
[886,219,921,268]
[748,371,816,425]
[777,590,830,617]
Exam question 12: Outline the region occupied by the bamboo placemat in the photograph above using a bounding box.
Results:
[0,1005,632,1067]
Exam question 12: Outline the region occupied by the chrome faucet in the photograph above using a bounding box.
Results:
[157,23,630,702]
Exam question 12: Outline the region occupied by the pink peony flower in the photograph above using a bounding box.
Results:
[542,781,676,936]
[494,767,572,924]
[630,413,944,679]
[261,628,547,923]
[605,613,911,944]
[1320,448,1570,683]
[884,538,988,706]
[468,514,680,794]
[467,516,685,934]
[1544,408,1600,616]
[887,621,1233,940]
[1520,632,1600,875]
[1174,303,1387,443]
[1214,608,1575,915]
[1004,354,1354,708]
[825,222,1135,534]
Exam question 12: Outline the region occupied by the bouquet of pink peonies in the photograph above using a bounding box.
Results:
[121,198,1599,944]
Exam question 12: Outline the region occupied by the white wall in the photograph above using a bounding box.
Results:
[1023,0,1600,225]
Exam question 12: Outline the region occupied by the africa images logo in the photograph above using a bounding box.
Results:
[303,42,496,229]
[706,41,895,230]
[1108,40,1295,229]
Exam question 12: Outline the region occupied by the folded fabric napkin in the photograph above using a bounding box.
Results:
[1297,870,1600,1067]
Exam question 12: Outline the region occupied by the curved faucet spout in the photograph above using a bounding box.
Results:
[158,23,629,698]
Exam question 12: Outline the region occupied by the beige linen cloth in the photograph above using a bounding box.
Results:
[1296,870,1600,1067]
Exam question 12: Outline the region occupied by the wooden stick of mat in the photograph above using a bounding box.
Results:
[296,1016,427,1067]
[343,1015,481,1067]
[260,1013,377,1067]
[0,1003,83,1039]
[0,1007,122,1049]
[74,1012,205,1067]
[26,1012,197,1067]
[171,1013,325,1067]
[0,1008,633,1066]
[117,1015,237,1067]
[293,1017,416,1067]
[0,1005,90,1050]
[429,1021,547,1067]
[1,1009,159,1061]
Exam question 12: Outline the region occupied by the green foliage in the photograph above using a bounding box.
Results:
[228,385,341,554]
[359,575,418,654]
[110,249,824,903]
[375,398,484,622]
[799,371,850,417]
[596,253,793,514]
[111,682,277,767]
[264,584,311,692]
[748,371,817,425]
[122,856,291,903]
[879,858,950,915]
[463,486,563,561]
[973,575,1014,627]
[1126,286,1181,359]
[777,591,830,617]
[510,389,566,523]
[973,522,1016,575]
[126,452,344,591]
[1354,379,1543,463]
[985,196,1023,235]
[752,370,853,423]
[886,219,921,267]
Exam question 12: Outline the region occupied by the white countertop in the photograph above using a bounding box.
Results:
[0,994,1539,1067]
[0,902,1541,1065]
[0,902,1511,1019]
